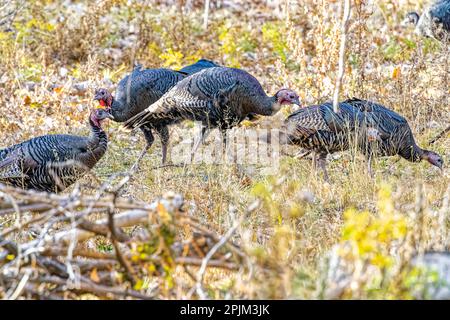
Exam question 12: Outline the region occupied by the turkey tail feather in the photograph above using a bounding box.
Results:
[124,108,153,130]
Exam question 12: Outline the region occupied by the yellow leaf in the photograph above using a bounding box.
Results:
[134,279,144,291]
[90,268,100,283]
[147,264,156,273]
[139,253,147,260]
[159,49,184,69]
[392,66,401,79]
[157,202,171,223]
[240,120,254,127]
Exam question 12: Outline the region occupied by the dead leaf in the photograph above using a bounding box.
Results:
[392,66,401,80]
[90,268,100,283]
[53,87,63,94]
[23,95,31,105]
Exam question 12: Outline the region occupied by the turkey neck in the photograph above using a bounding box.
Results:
[398,140,424,163]
[250,94,279,116]
[85,118,108,165]
[109,99,128,123]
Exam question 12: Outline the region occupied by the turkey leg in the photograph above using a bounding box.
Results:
[190,126,210,163]
[312,152,329,181]
[129,125,155,173]
[221,128,228,162]
[156,125,170,165]
[317,153,330,182]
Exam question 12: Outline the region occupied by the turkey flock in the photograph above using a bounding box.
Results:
[403,0,450,41]
[0,2,447,193]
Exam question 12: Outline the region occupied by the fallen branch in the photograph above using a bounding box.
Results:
[0,183,244,299]
[194,205,242,299]
[31,275,154,300]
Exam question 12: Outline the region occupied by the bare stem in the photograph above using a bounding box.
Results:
[333,0,352,113]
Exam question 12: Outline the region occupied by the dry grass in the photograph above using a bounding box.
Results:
[0,0,449,299]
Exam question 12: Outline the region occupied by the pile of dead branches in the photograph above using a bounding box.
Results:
[0,180,245,299]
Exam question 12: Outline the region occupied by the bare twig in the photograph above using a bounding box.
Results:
[195,219,240,299]
[203,0,210,30]
[107,193,138,286]
[6,269,32,300]
[0,181,243,300]
[0,0,26,28]
[333,0,352,113]
[32,275,154,300]
[429,125,450,144]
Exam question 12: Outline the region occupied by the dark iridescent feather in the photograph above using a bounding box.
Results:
[124,67,281,132]
[178,59,220,76]
[284,101,369,155]
[343,98,426,162]
[413,0,450,41]
[0,117,108,193]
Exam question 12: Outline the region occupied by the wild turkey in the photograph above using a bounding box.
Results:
[178,58,220,75]
[93,59,219,164]
[263,101,373,180]
[123,66,300,163]
[404,0,450,41]
[0,108,114,193]
[345,98,444,172]
[270,98,443,179]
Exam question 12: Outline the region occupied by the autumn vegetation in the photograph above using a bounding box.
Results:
[0,0,449,299]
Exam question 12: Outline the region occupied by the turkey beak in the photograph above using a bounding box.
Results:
[106,111,115,120]
[293,97,301,107]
